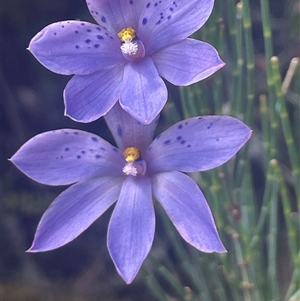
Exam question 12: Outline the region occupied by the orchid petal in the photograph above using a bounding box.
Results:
[138,0,214,54]
[147,116,252,174]
[108,176,154,283]
[153,171,226,252]
[11,129,124,185]
[152,39,225,85]
[28,176,123,252]
[120,57,167,125]
[64,65,123,123]
[86,0,143,35]
[104,102,159,154]
[29,21,124,75]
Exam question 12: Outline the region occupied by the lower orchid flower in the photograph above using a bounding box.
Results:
[11,103,251,283]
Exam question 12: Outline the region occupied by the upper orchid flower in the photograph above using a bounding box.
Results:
[11,103,251,283]
[29,0,224,124]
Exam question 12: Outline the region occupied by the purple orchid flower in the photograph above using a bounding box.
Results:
[29,0,224,124]
[11,103,251,283]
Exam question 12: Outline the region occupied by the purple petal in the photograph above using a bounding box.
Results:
[152,39,225,85]
[146,116,252,174]
[108,176,155,283]
[153,171,226,253]
[11,129,124,185]
[28,176,123,252]
[104,102,159,154]
[86,0,143,35]
[64,65,123,123]
[120,57,167,124]
[138,0,214,54]
[29,21,124,75]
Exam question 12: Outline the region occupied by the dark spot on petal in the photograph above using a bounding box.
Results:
[75,30,79,34]
[181,140,186,144]
[207,122,213,129]
[94,44,99,48]
[81,150,86,154]
[75,45,79,49]
[65,147,70,151]
[198,117,202,120]
[164,139,171,144]
[89,149,94,152]
[178,124,183,129]
[216,138,219,141]
[185,122,188,125]
[129,0,133,4]
[64,132,69,135]
[146,2,151,8]
[176,136,182,140]
[77,155,81,159]
[91,137,98,142]
[61,25,65,28]
[142,18,147,25]
[155,20,161,25]
[100,147,106,151]
[101,16,107,23]
[117,125,122,137]
[95,154,101,159]
[60,156,63,159]
[170,7,174,11]
[187,144,191,148]
[85,39,91,43]
[73,131,79,135]
[81,22,85,26]
[54,32,57,35]
[112,148,118,152]
[97,35,104,39]
[154,2,158,6]
[96,27,101,31]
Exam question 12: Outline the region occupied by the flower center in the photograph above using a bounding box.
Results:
[117,27,145,60]
[122,146,146,176]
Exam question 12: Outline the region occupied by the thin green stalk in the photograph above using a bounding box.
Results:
[259,94,270,161]
[231,2,244,115]
[259,0,278,159]
[270,56,300,200]
[249,161,272,249]
[145,273,169,301]
[231,230,253,301]
[241,0,255,125]
[267,159,280,301]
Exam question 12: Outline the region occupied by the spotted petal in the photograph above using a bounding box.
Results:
[120,56,167,125]
[152,39,225,85]
[108,176,155,283]
[28,176,123,252]
[153,171,226,252]
[104,102,159,154]
[11,129,124,185]
[146,116,252,174]
[86,0,144,35]
[64,65,123,123]
[138,0,214,54]
[29,21,124,75]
